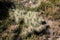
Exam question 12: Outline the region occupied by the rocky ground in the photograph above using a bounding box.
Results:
[0,0,60,40]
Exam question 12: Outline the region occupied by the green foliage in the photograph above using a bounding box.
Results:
[25,1,53,12]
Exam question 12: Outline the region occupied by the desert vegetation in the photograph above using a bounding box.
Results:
[0,0,60,40]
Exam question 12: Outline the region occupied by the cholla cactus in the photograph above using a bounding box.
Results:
[9,6,48,38]
[9,9,44,27]
[9,9,47,37]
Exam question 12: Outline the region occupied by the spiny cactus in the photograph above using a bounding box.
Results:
[9,9,48,38]
[9,9,44,27]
